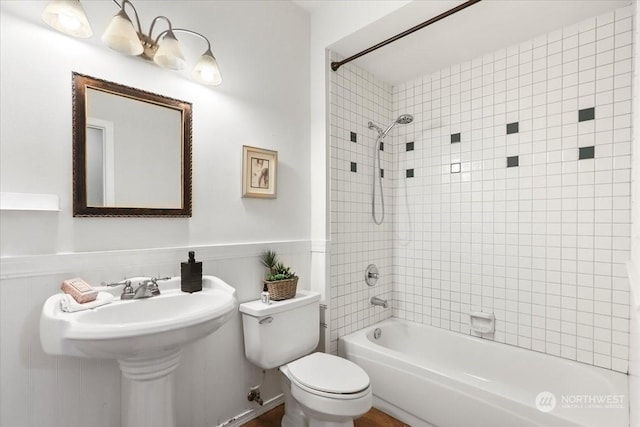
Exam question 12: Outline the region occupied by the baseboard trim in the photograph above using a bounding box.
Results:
[217,394,284,427]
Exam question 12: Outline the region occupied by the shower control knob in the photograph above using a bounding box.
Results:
[365,264,379,286]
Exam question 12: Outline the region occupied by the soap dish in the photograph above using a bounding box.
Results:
[469,311,495,334]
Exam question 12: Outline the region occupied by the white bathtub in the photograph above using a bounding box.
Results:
[339,318,629,427]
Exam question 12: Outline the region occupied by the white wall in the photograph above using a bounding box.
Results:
[0,0,310,255]
[0,1,311,426]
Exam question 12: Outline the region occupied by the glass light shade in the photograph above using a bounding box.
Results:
[102,9,143,56]
[153,31,186,70]
[42,0,93,38]
[192,50,222,86]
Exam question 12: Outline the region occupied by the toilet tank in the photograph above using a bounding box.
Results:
[240,290,320,369]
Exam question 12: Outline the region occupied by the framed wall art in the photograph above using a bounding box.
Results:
[242,145,277,198]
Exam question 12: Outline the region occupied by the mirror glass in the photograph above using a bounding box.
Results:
[73,73,192,217]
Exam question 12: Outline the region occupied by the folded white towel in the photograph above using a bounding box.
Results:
[59,291,114,313]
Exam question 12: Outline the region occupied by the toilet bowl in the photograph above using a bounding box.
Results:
[239,291,372,427]
[280,352,372,427]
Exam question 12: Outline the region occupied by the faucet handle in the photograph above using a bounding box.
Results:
[121,280,134,300]
[102,279,129,287]
[365,264,379,286]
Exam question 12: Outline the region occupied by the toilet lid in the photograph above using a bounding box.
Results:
[287,353,370,394]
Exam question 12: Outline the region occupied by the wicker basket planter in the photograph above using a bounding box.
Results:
[264,276,298,301]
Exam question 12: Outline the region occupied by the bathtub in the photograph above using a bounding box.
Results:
[339,318,629,427]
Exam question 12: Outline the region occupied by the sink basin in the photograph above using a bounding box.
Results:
[40,275,237,427]
[41,275,237,360]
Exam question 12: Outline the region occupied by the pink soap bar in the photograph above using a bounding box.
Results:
[61,278,97,304]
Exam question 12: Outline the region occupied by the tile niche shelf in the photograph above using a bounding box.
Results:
[0,192,60,212]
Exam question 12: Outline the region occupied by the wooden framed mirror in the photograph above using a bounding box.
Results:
[72,72,192,217]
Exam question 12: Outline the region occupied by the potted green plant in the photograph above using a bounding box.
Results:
[260,249,298,300]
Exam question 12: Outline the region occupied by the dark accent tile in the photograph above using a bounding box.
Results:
[450,133,461,143]
[406,141,414,152]
[380,169,384,178]
[507,156,519,167]
[450,163,461,173]
[406,169,414,178]
[379,142,384,151]
[350,132,357,142]
[350,162,357,172]
[579,107,595,122]
[506,122,519,134]
[579,146,595,160]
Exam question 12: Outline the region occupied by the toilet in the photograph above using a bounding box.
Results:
[240,290,372,427]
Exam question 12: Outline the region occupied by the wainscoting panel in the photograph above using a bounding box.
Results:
[0,240,310,427]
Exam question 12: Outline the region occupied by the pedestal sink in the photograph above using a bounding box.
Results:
[40,276,237,427]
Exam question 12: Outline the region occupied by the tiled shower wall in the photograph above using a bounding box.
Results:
[392,6,633,373]
[329,56,395,354]
[329,6,634,372]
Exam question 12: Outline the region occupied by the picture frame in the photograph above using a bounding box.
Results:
[242,145,277,198]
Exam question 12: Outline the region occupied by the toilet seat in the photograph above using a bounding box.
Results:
[285,352,370,399]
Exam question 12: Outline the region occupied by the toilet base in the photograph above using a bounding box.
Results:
[279,368,370,427]
[281,375,307,427]
[281,413,308,427]
[280,385,355,427]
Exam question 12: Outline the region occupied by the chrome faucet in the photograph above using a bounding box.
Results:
[371,296,388,308]
[103,279,135,300]
[133,277,170,299]
[134,281,154,299]
[103,277,170,300]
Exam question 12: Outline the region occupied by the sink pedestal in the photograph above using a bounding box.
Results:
[119,349,182,427]
[40,276,238,427]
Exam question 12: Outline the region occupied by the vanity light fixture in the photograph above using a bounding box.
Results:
[42,0,93,38]
[42,0,222,86]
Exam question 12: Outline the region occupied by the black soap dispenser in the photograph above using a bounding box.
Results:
[181,251,202,293]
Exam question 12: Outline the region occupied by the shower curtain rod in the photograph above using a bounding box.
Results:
[330,0,482,72]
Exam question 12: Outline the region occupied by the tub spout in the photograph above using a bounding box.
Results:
[371,296,388,308]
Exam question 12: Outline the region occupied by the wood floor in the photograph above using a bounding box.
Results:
[242,404,409,427]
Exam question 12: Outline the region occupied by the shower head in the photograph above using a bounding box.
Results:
[381,113,413,137]
[368,113,413,139]
[396,114,414,125]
